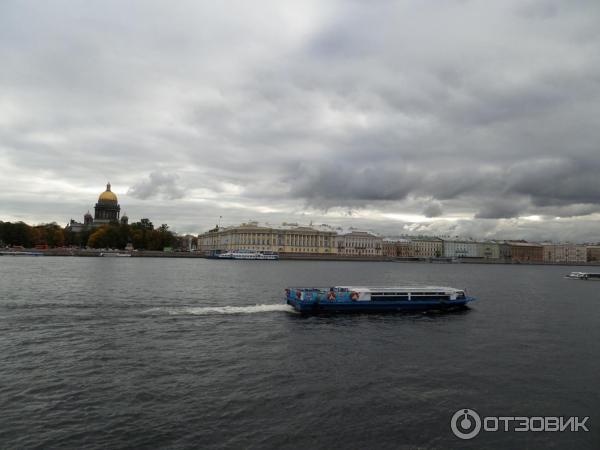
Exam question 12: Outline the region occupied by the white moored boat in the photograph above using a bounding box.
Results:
[565,271,600,280]
[217,249,279,260]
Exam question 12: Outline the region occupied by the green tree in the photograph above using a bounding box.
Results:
[0,222,33,247]
[130,218,155,249]
[32,223,65,247]
[131,218,154,230]
[87,226,110,248]
[87,224,127,249]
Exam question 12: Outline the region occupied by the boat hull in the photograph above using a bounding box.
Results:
[286,296,475,314]
[216,256,279,260]
[565,272,600,280]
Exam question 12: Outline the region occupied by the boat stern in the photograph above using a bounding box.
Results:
[284,288,320,313]
[462,295,477,306]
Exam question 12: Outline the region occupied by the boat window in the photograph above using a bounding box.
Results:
[371,294,409,300]
[409,292,451,301]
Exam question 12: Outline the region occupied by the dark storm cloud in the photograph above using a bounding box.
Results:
[422,202,443,218]
[475,199,530,220]
[1,0,600,239]
[289,165,419,204]
[505,158,600,206]
[128,172,185,200]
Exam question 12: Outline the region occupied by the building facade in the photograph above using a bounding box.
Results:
[443,240,479,259]
[382,239,414,258]
[543,244,587,264]
[336,231,383,256]
[543,244,556,263]
[510,242,544,263]
[477,242,500,259]
[410,238,443,258]
[587,246,600,262]
[498,242,512,261]
[198,222,337,255]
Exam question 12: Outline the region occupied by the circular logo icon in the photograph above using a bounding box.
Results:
[451,408,482,440]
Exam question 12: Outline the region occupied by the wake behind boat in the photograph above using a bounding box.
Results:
[217,249,279,260]
[565,271,600,280]
[285,285,475,314]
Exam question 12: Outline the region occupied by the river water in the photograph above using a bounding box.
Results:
[1,257,598,449]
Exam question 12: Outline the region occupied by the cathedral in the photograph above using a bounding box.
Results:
[94,182,121,223]
[67,183,128,232]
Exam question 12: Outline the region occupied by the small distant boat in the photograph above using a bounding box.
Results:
[100,252,131,257]
[217,250,279,260]
[0,251,43,256]
[565,271,600,280]
[285,285,475,314]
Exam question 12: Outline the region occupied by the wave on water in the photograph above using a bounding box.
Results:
[145,304,296,316]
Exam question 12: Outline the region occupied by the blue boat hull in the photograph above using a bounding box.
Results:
[286,296,475,314]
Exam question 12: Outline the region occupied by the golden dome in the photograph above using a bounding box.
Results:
[98,183,118,203]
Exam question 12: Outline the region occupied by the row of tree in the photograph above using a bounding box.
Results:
[1,219,185,251]
[0,222,65,248]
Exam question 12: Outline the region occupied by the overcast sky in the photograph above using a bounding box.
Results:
[1,0,600,241]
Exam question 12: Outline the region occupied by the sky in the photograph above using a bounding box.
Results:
[1,0,600,242]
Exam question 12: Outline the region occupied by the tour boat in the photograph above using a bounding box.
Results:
[565,271,600,280]
[217,250,279,260]
[285,285,475,314]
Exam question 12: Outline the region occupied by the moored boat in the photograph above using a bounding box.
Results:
[285,285,475,314]
[100,252,131,257]
[565,271,600,280]
[0,251,43,256]
[217,249,279,260]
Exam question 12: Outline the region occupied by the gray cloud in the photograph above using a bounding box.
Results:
[128,172,185,200]
[422,201,443,218]
[1,0,600,240]
[475,199,530,219]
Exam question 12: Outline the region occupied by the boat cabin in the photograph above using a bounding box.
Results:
[333,286,466,302]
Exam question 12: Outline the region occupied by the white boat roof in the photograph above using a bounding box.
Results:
[337,286,463,292]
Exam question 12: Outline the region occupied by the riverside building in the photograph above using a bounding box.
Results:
[336,230,383,257]
[498,241,512,261]
[510,242,544,263]
[410,237,443,258]
[382,239,413,258]
[442,239,479,259]
[543,244,587,264]
[477,241,500,260]
[587,246,600,262]
[198,222,337,256]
